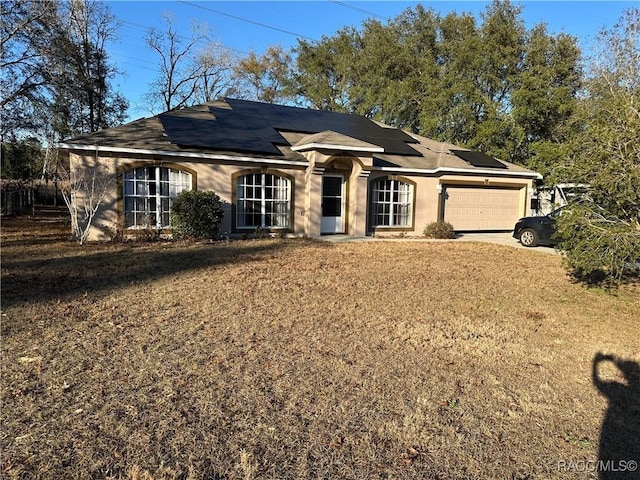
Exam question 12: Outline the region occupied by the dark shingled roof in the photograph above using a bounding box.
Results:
[158,98,421,156]
[62,98,540,177]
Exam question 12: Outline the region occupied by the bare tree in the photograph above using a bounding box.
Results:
[145,12,209,112]
[192,41,237,103]
[54,149,113,245]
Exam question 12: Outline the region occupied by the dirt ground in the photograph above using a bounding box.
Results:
[2,217,638,479]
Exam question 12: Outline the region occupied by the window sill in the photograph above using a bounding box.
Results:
[371,226,414,233]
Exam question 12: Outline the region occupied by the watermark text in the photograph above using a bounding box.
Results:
[558,460,637,473]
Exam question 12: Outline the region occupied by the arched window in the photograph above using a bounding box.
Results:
[123,166,191,228]
[236,172,291,229]
[371,178,414,227]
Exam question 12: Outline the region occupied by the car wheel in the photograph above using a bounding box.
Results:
[519,228,538,247]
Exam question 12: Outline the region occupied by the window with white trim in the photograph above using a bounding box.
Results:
[236,173,291,229]
[371,178,413,227]
[123,166,192,228]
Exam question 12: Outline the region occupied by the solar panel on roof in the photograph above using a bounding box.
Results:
[159,98,423,157]
[159,112,284,155]
[450,149,507,169]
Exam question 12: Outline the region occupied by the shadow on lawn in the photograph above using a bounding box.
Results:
[1,221,327,310]
[592,353,640,479]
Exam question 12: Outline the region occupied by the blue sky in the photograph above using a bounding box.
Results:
[105,1,635,121]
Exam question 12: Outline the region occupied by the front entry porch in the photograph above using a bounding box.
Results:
[303,153,371,238]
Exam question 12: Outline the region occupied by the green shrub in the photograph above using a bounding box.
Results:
[170,190,224,239]
[555,204,640,284]
[423,221,455,239]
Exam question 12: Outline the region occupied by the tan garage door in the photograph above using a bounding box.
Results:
[444,186,522,231]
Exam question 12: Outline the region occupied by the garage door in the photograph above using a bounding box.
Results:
[444,186,522,231]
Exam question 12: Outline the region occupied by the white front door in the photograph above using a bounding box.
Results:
[321,175,345,234]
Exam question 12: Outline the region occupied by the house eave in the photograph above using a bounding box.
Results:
[57,144,542,179]
[57,144,309,167]
[373,165,543,180]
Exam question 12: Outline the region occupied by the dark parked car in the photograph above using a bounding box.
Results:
[513,208,564,247]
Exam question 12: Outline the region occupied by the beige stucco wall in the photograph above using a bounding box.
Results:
[367,172,439,237]
[70,152,307,241]
[369,172,535,237]
[70,150,536,241]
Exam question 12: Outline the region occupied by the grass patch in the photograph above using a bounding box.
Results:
[2,217,639,479]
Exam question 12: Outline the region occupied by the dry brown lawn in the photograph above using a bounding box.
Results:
[1,216,639,479]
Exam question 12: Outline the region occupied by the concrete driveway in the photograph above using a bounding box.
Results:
[322,232,560,255]
[454,232,560,255]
